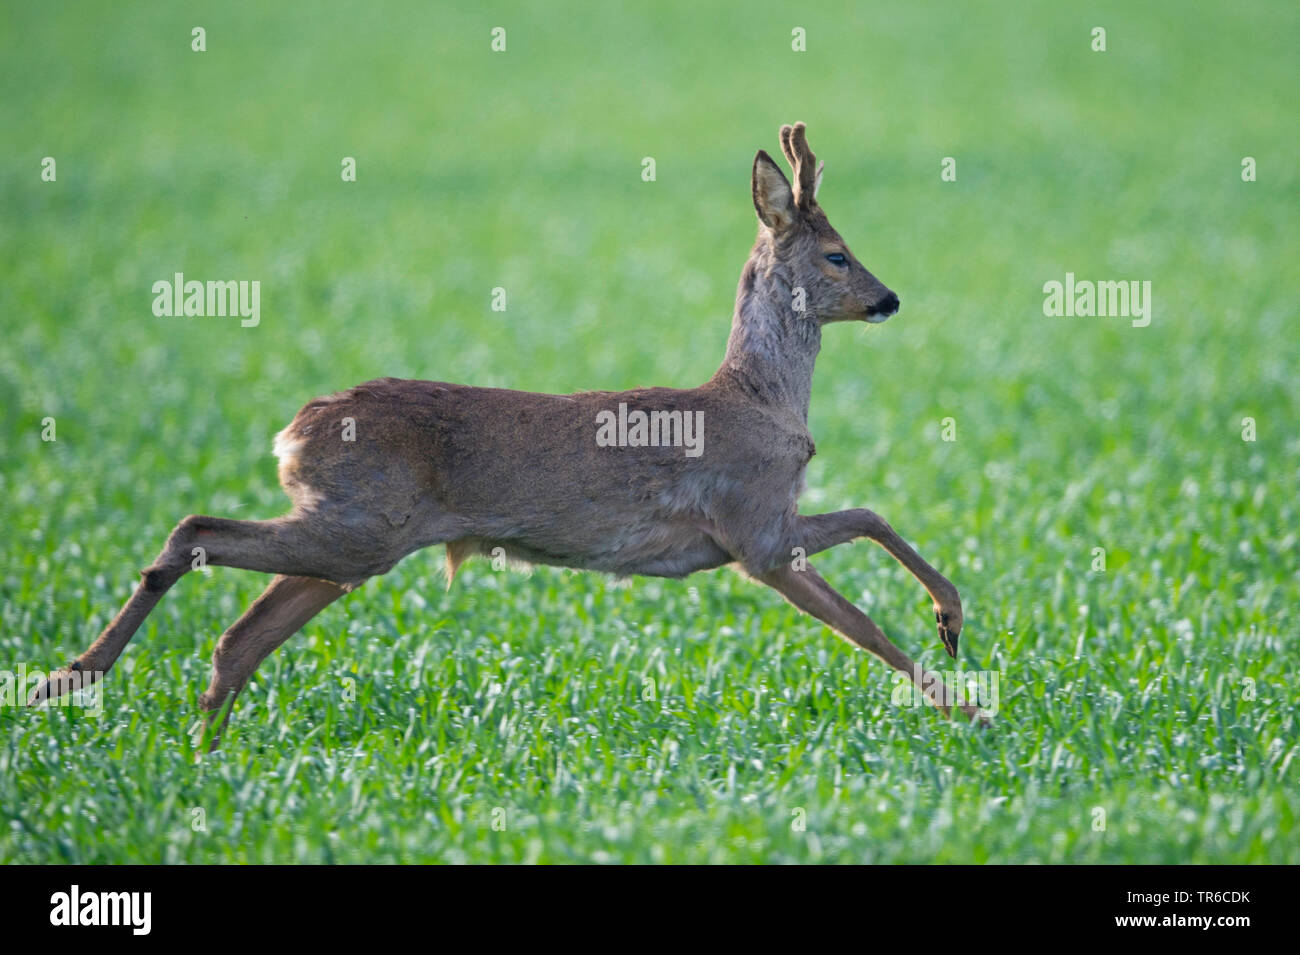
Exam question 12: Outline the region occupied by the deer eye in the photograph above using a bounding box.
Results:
[825,253,847,266]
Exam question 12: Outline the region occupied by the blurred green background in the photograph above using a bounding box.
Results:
[1,1,1296,862]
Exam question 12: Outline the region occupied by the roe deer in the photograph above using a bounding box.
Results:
[30,122,981,745]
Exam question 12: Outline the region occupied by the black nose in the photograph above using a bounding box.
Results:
[872,292,899,317]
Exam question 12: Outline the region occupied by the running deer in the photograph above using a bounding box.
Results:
[30,122,980,744]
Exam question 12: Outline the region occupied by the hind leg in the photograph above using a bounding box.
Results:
[197,574,351,750]
[29,512,376,705]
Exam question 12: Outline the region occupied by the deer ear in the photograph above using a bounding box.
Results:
[752,150,796,231]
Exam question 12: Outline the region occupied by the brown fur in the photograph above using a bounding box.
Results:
[29,123,982,746]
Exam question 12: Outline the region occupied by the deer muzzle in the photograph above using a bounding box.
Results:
[865,291,900,323]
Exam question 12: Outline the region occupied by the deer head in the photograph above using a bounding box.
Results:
[750,122,899,324]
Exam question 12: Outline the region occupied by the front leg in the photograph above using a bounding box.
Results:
[757,562,983,722]
[791,509,963,657]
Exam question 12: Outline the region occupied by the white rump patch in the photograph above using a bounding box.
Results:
[272,427,304,467]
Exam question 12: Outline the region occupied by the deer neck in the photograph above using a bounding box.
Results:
[713,245,821,422]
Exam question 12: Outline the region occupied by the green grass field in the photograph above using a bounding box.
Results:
[2,1,1297,863]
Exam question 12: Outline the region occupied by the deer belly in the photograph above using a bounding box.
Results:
[485,520,731,579]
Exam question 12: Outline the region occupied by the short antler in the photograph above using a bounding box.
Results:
[778,121,824,207]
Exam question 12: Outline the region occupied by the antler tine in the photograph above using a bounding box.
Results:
[779,124,798,168]
[788,122,818,207]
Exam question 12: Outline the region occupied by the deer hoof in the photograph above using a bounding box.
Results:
[27,668,72,705]
[935,610,959,658]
